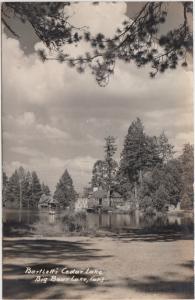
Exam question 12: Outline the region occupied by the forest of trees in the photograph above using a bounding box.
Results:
[90,118,193,211]
[2,167,77,210]
[2,118,193,212]
[2,167,50,209]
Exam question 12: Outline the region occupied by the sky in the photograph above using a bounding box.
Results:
[2,2,193,193]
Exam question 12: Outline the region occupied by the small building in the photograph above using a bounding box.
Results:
[165,202,181,212]
[48,198,58,210]
[88,190,108,209]
[74,197,88,212]
[38,194,59,209]
[87,190,124,209]
[111,192,124,207]
[38,194,51,209]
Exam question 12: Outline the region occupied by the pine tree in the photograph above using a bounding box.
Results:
[5,170,20,208]
[157,131,174,163]
[104,136,118,186]
[104,136,118,205]
[54,169,76,208]
[41,183,51,196]
[91,137,118,197]
[119,118,146,183]
[17,166,27,209]
[22,171,33,209]
[144,135,162,169]
[3,171,8,186]
[2,171,8,206]
[119,118,162,183]
[164,159,183,206]
[31,171,42,208]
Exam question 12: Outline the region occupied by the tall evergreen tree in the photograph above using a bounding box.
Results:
[2,171,8,206]
[17,166,27,209]
[91,137,118,196]
[119,118,162,183]
[31,171,42,208]
[41,183,51,196]
[3,171,8,186]
[22,171,33,209]
[119,118,146,183]
[5,170,20,208]
[104,136,118,186]
[54,169,76,208]
[157,131,174,163]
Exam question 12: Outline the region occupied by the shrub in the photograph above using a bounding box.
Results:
[62,211,88,232]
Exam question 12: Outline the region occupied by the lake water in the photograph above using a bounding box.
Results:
[3,208,193,237]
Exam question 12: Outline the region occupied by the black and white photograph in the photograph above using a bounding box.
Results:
[1,1,194,299]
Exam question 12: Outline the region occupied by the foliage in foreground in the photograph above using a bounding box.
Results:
[2,2,193,86]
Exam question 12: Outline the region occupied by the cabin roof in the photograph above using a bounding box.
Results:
[39,194,52,203]
[48,198,58,204]
[112,191,122,198]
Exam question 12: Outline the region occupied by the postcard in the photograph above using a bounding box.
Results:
[1,1,194,299]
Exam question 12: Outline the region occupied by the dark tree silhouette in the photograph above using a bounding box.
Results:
[5,170,20,208]
[104,136,118,196]
[31,171,42,208]
[119,118,161,183]
[54,169,76,208]
[2,171,8,207]
[2,2,193,86]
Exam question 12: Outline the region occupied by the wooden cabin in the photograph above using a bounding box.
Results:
[87,190,124,210]
[48,198,58,210]
[38,194,51,209]
[38,194,59,210]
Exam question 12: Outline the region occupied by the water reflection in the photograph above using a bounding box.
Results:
[3,208,193,236]
[48,213,56,224]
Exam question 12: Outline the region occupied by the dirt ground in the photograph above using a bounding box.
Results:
[3,231,194,300]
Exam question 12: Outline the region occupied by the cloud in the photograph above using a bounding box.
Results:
[2,3,193,192]
[36,124,69,139]
[64,2,128,36]
[11,146,44,158]
[17,112,36,126]
[4,154,96,192]
[4,112,70,141]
